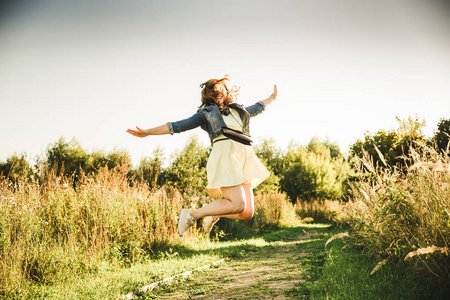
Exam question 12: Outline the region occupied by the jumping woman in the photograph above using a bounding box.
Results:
[127,76,278,237]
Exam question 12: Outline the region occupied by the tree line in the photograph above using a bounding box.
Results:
[1,116,449,202]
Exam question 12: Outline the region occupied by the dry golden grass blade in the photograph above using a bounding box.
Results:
[374,145,388,168]
[361,158,376,174]
[404,246,450,261]
[370,257,390,276]
[325,232,349,247]
[358,188,370,202]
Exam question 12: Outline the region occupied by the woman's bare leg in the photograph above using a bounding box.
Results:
[216,183,254,220]
[190,183,254,221]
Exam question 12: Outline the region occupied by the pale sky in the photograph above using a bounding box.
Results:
[1,0,450,166]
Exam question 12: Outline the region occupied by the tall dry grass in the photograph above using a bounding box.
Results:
[0,164,293,297]
[0,164,186,296]
[343,144,450,281]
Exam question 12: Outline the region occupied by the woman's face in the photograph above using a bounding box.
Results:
[213,83,228,105]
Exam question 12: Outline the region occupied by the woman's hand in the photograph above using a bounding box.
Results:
[261,84,278,107]
[126,126,148,138]
[126,124,170,137]
[271,84,278,101]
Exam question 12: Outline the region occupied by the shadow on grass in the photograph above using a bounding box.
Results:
[159,223,335,263]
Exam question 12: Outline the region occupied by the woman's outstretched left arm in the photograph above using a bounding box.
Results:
[245,84,278,117]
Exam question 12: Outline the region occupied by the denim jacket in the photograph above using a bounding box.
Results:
[167,101,266,142]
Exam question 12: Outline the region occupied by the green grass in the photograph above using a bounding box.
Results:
[310,238,450,300]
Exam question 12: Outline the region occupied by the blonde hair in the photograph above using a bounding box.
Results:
[199,75,240,110]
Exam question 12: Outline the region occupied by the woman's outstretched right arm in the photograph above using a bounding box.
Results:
[126,124,170,138]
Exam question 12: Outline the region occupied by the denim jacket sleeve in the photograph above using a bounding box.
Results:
[245,101,266,117]
[166,112,205,135]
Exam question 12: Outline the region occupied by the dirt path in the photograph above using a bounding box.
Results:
[142,227,329,300]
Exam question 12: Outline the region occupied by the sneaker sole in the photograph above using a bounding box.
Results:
[178,209,191,237]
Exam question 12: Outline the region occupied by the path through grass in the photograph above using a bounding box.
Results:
[125,224,331,300]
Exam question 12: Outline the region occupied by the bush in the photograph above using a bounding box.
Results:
[280,142,351,202]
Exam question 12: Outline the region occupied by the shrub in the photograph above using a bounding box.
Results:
[280,142,351,202]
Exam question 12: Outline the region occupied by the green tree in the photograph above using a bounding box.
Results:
[41,137,132,181]
[43,137,88,180]
[433,118,450,153]
[254,138,284,175]
[0,153,34,182]
[164,135,209,194]
[350,116,427,170]
[138,147,165,189]
[88,149,130,174]
[307,136,342,159]
[351,129,398,168]
[253,138,283,193]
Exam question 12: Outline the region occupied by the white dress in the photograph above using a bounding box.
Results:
[205,109,270,196]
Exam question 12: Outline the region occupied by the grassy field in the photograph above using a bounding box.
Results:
[45,224,431,300]
[1,203,447,299]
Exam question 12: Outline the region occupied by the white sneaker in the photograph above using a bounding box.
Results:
[178,209,196,237]
[203,216,220,233]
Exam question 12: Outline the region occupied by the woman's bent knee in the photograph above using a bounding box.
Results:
[240,210,254,220]
[230,201,246,214]
[237,206,254,220]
